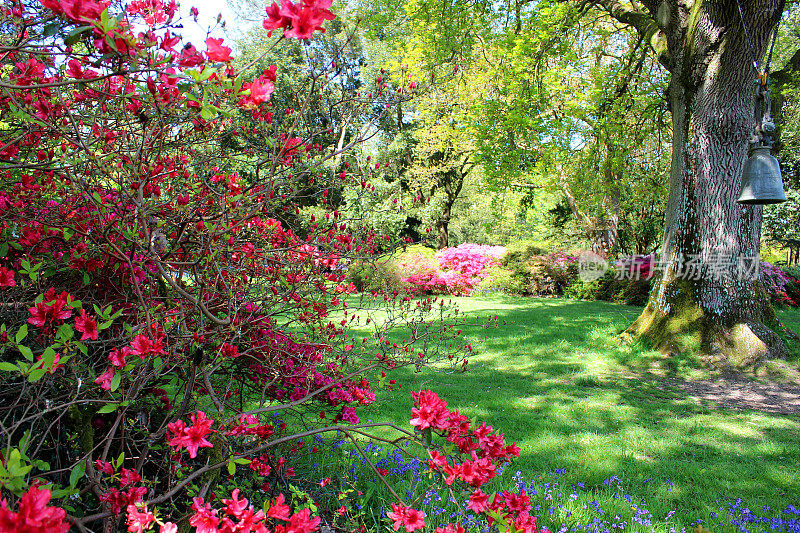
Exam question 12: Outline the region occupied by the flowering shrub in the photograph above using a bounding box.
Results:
[484,241,581,297]
[403,244,506,296]
[761,262,800,307]
[0,0,470,530]
[614,255,655,281]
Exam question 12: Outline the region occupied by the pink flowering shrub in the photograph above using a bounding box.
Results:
[0,0,468,530]
[403,244,507,296]
[761,262,800,307]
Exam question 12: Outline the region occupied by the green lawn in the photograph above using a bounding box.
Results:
[345,296,800,531]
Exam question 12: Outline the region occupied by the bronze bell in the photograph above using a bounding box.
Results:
[737,145,787,204]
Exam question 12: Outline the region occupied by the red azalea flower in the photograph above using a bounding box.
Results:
[109,347,130,368]
[221,489,248,519]
[435,524,466,533]
[410,389,449,430]
[387,503,426,532]
[95,459,114,475]
[167,411,214,458]
[95,366,115,390]
[243,76,275,106]
[266,493,290,521]
[0,267,15,287]
[190,497,219,533]
[27,302,50,327]
[205,37,232,62]
[286,507,321,533]
[0,485,70,533]
[467,490,489,513]
[120,468,142,487]
[74,308,99,340]
[125,504,155,533]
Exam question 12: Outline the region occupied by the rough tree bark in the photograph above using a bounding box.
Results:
[600,0,788,366]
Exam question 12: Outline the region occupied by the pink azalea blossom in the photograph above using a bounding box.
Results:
[95,366,115,390]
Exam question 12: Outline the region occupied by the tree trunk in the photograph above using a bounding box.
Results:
[627,0,787,367]
[436,215,450,249]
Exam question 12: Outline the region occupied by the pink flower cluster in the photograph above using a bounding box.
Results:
[121,491,320,533]
[263,0,335,39]
[0,486,70,533]
[167,410,215,458]
[402,244,506,296]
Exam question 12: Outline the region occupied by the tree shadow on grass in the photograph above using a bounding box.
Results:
[356,297,800,522]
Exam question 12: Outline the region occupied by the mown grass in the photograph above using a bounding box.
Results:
[332,295,800,531]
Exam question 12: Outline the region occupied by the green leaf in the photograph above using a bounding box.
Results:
[199,66,216,82]
[15,324,27,344]
[69,460,86,488]
[422,426,433,446]
[0,362,19,372]
[28,367,47,382]
[201,105,215,121]
[227,461,236,475]
[0,241,8,258]
[109,372,122,392]
[17,345,33,361]
[40,347,56,369]
[49,487,79,499]
[56,323,74,342]
[97,403,119,414]
[113,452,125,469]
[43,23,60,36]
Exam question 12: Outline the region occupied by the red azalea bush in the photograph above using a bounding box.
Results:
[383,389,549,533]
[0,0,478,530]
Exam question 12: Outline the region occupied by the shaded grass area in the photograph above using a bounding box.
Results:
[350,296,800,531]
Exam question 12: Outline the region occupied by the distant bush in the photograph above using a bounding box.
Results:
[346,257,404,292]
[497,245,579,296]
[762,262,800,307]
[477,265,527,294]
[403,244,506,296]
[563,277,603,301]
[564,268,652,306]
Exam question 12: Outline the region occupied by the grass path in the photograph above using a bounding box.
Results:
[353,296,800,530]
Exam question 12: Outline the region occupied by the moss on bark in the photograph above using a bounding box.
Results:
[627,279,788,369]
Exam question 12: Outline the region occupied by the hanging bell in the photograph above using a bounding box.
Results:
[737,145,787,204]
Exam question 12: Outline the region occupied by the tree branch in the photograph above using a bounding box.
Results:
[591,0,671,68]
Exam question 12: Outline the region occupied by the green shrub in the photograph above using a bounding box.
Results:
[564,278,602,300]
[477,265,527,294]
[346,257,404,292]
[564,271,652,307]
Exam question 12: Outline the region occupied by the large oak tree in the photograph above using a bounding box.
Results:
[598,0,789,364]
